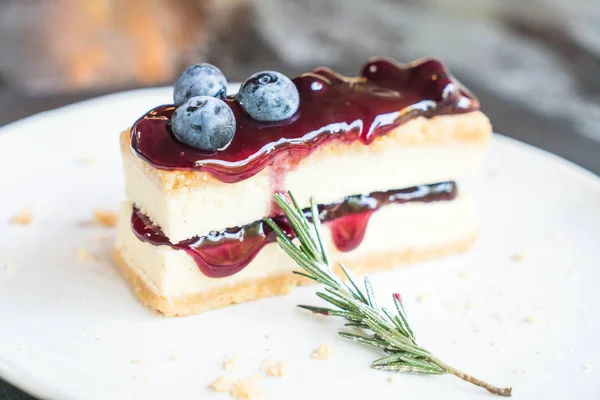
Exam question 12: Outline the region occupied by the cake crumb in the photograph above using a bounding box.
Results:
[487,285,503,294]
[416,293,430,303]
[78,157,97,166]
[169,353,180,361]
[513,251,528,262]
[10,210,33,225]
[444,300,458,311]
[458,268,473,278]
[583,363,591,371]
[77,248,97,263]
[311,344,331,360]
[465,300,478,310]
[229,376,263,400]
[524,315,538,324]
[223,354,240,371]
[131,359,143,364]
[4,259,17,272]
[209,375,232,393]
[262,359,288,377]
[93,209,119,227]
[387,375,398,383]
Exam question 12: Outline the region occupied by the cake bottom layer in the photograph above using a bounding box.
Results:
[114,195,479,316]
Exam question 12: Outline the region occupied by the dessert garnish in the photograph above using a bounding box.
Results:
[170,65,301,152]
[266,192,512,397]
[171,96,236,152]
[237,71,300,121]
[173,63,228,104]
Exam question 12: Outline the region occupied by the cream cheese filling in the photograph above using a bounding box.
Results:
[124,142,485,243]
[115,193,478,298]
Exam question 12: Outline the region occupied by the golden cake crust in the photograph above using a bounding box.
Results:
[113,232,477,317]
[121,110,491,191]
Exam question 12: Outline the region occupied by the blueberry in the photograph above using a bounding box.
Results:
[170,96,236,152]
[173,63,227,105]
[236,71,299,121]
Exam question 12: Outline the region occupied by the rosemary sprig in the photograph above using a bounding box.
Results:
[266,192,512,397]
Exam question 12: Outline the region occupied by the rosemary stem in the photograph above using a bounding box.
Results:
[427,356,512,397]
[269,191,512,397]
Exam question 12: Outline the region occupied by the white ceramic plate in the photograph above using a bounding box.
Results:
[1,87,599,400]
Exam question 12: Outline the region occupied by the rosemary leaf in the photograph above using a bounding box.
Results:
[364,277,379,310]
[372,363,446,375]
[339,263,369,303]
[338,332,397,351]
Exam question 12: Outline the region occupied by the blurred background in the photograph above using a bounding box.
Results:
[0,0,598,398]
[0,0,599,175]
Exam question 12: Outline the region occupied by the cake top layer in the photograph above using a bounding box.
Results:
[130,58,478,183]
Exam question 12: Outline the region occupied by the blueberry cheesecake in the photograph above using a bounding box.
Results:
[114,58,491,316]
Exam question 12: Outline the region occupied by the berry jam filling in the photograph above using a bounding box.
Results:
[131,182,457,278]
[131,58,478,183]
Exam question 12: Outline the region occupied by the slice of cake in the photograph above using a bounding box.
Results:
[114,58,491,316]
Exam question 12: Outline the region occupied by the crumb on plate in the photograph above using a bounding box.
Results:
[512,251,528,262]
[78,157,98,166]
[416,292,430,303]
[131,359,142,364]
[458,268,473,278]
[465,300,478,310]
[10,210,33,225]
[93,209,119,227]
[224,354,240,371]
[262,359,288,377]
[229,375,263,400]
[311,344,331,360]
[444,300,458,310]
[209,375,232,393]
[4,259,17,272]
[77,248,97,263]
[524,315,538,324]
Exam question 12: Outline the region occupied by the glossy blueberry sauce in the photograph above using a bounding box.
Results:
[131,182,457,278]
[130,58,478,183]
